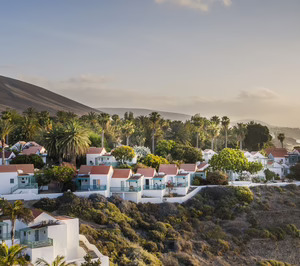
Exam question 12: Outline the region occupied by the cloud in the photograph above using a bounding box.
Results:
[237,87,280,101]
[154,0,232,11]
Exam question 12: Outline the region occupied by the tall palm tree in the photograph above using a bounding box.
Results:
[0,120,15,165]
[208,122,220,151]
[277,133,285,148]
[0,243,27,266]
[149,112,161,153]
[221,116,230,148]
[21,116,40,141]
[59,120,91,165]
[0,200,33,245]
[35,255,76,266]
[233,123,247,150]
[122,121,135,146]
[191,114,205,149]
[98,113,111,148]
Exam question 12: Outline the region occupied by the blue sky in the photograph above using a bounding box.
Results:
[1,0,300,126]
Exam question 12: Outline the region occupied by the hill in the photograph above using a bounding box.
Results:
[33,185,300,265]
[0,75,100,115]
[97,107,192,121]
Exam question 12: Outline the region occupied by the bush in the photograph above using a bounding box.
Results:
[33,198,58,212]
[206,171,229,185]
[10,154,45,169]
[234,187,254,203]
[143,241,158,252]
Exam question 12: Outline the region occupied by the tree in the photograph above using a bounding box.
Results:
[0,200,33,245]
[221,116,230,148]
[208,122,220,151]
[277,133,285,148]
[156,140,176,158]
[149,112,161,153]
[122,121,135,146]
[98,113,111,148]
[264,169,279,181]
[166,181,175,197]
[133,146,151,159]
[35,255,76,266]
[244,122,272,151]
[247,162,263,175]
[191,114,205,149]
[233,123,247,150]
[0,243,28,266]
[52,166,76,191]
[209,148,249,177]
[20,116,40,141]
[171,144,203,163]
[111,146,135,164]
[142,154,169,170]
[0,120,15,165]
[81,254,101,266]
[287,163,300,181]
[59,120,91,165]
[10,154,45,169]
[206,171,229,185]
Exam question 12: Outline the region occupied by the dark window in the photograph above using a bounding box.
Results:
[10,179,14,184]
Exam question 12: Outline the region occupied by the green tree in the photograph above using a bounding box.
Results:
[20,116,40,141]
[287,163,300,181]
[264,169,279,181]
[52,166,76,191]
[208,121,220,151]
[111,146,135,164]
[59,120,91,165]
[149,112,161,154]
[277,133,285,148]
[221,116,230,148]
[142,154,169,170]
[98,113,111,148]
[171,144,203,163]
[0,120,15,165]
[0,200,33,245]
[10,154,45,169]
[233,123,247,150]
[81,254,101,266]
[156,140,176,158]
[244,122,272,151]
[35,255,76,266]
[191,114,205,149]
[0,243,27,266]
[122,121,135,146]
[247,162,263,174]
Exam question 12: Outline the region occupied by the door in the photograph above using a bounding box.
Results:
[145,179,150,189]
[93,179,100,189]
[35,230,39,242]
[121,181,124,191]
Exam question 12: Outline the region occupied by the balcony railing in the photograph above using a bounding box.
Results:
[11,183,38,193]
[143,184,166,190]
[110,186,142,192]
[172,182,189,188]
[21,238,53,249]
[77,185,107,191]
[0,232,20,241]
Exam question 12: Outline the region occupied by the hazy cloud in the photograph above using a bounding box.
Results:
[154,0,232,11]
[238,87,280,101]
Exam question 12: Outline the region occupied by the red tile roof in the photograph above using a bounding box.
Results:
[180,164,197,172]
[265,148,288,158]
[31,209,43,219]
[197,162,209,171]
[78,165,93,175]
[87,147,106,155]
[112,169,132,178]
[136,168,156,178]
[0,165,18,173]
[90,165,112,175]
[158,164,178,175]
[0,151,13,159]
[15,164,34,174]
[22,146,46,155]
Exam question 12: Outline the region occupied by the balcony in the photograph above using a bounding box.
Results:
[11,183,38,194]
[172,182,189,188]
[0,232,20,241]
[20,238,53,249]
[143,184,166,190]
[77,185,107,191]
[110,186,141,192]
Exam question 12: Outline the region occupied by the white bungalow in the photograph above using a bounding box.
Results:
[203,149,217,163]
[265,148,288,164]
[0,164,37,195]
[21,145,48,164]
[137,168,166,198]
[76,165,113,197]
[251,151,268,167]
[180,164,197,183]
[86,147,107,166]
[0,151,16,165]
[266,161,286,179]
[110,169,143,202]
[196,162,210,179]
[0,210,109,265]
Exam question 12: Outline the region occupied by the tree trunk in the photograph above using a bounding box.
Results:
[225,130,228,148]
[11,219,15,246]
[126,136,129,146]
[1,138,6,165]
[196,133,199,149]
[101,131,105,148]
[71,155,76,166]
[211,138,214,151]
[152,131,155,154]
[281,141,283,148]
[240,139,243,150]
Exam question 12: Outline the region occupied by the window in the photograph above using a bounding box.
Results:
[24,232,26,237]
[10,179,14,184]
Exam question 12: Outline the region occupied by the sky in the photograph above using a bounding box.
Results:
[0,0,300,127]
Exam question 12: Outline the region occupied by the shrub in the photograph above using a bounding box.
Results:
[234,187,254,203]
[143,241,158,252]
[33,198,58,212]
[206,171,229,185]
[10,154,45,169]
[259,260,291,266]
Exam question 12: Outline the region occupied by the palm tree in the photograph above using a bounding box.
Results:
[0,243,27,266]
[59,120,91,165]
[0,120,15,165]
[221,116,230,148]
[122,121,135,146]
[0,200,33,245]
[191,114,205,149]
[35,255,76,266]
[98,113,111,148]
[233,123,247,150]
[208,122,220,151]
[149,112,161,153]
[277,133,285,148]
[21,116,40,141]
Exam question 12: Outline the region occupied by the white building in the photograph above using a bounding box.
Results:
[0,164,37,195]
[0,210,109,265]
[203,149,217,163]
[86,147,106,165]
[265,148,288,164]
[0,151,16,165]
[21,145,48,164]
[76,165,113,197]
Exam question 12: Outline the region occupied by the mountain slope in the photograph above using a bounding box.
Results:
[97,107,192,121]
[0,75,100,115]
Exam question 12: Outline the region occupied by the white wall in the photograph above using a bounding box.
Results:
[0,172,17,194]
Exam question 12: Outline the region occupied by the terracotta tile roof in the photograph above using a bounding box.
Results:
[90,165,112,175]
[15,164,34,174]
[0,165,18,173]
[158,164,178,175]
[0,151,13,159]
[180,164,197,172]
[128,174,142,180]
[31,209,43,219]
[55,216,73,220]
[265,148,288,158]
[87,147,106,155]
[78,165,93,175]
[112,169,132,179]
[22,146,46,155]
[197,162,209,171]
[137,168,156,178]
